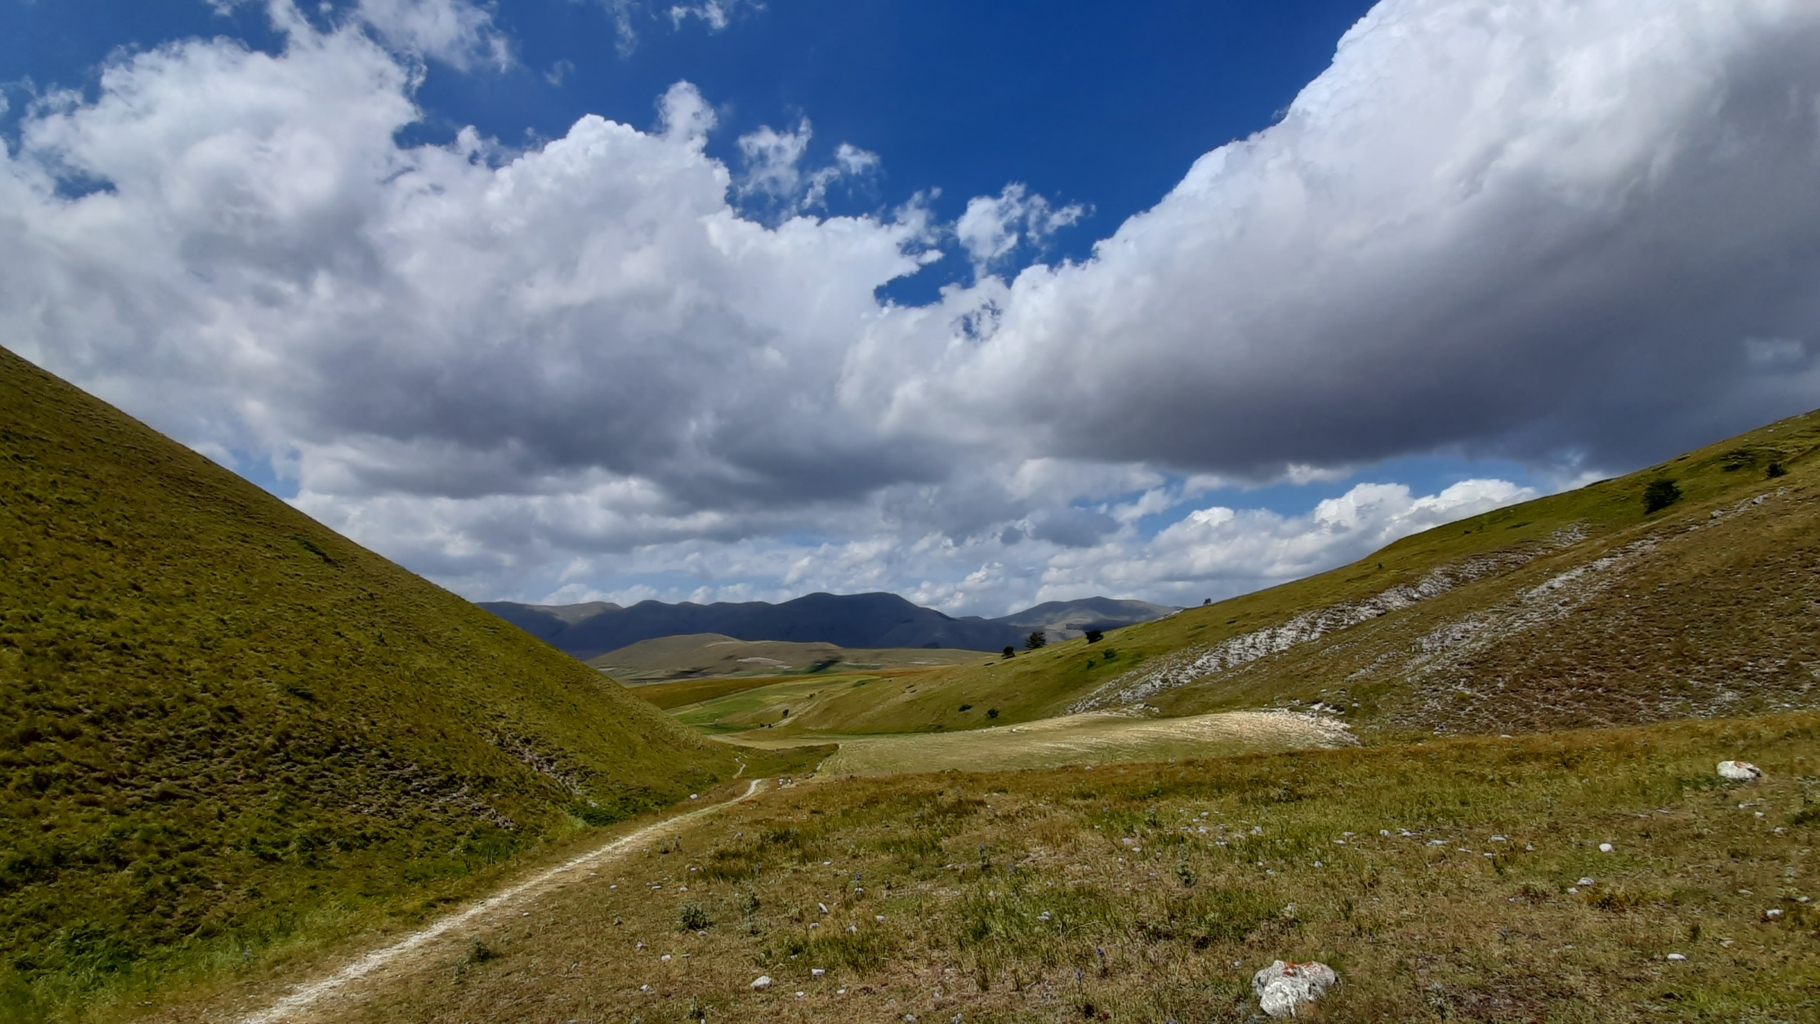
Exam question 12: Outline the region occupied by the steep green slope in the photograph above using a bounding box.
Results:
[768,409,1820,739]
[0,348,735,1017]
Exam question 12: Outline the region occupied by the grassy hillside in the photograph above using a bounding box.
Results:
[758,409,1820,741]
[258,710,1820,1023]
[0,348,736,1020]
[590,633,982,684]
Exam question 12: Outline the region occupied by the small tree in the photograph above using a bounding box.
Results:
[1643,478,1682,513]
[1025,630,1047,650]
[1001,645,1016,659]
[986,708,999,719]
[1083,628,1104,644]
[1202,598,1212,606]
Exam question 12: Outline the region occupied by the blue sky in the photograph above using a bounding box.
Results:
[5,0,1818,614]
[4,1,1375,291]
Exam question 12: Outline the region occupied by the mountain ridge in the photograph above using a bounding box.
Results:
[479,593,1178,659]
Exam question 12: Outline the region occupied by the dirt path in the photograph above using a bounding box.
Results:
[233,779,768,1024]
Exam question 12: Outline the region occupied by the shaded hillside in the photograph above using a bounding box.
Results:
[759,409,1820,739]
[480,592,1028,657]
[482,601,621,642]
[588,633,983,683]
[0,348,734,1015]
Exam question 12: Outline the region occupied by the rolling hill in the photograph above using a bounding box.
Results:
[737,408,1820,741]
[586,633,984,683]
[991,597,1179,641]
[0,347,738,1018]
[480,594,1177,660]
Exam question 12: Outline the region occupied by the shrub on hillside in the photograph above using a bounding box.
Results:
[1025,631,1047,650]
[1084,628,1104,644]
[1643,478,1682,513]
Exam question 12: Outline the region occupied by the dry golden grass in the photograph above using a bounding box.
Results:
[196,712,1820,1024]
[811,710,1357,776]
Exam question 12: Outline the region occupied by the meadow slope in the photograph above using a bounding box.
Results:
[0,347,737,1021]
[751,409,1820,742]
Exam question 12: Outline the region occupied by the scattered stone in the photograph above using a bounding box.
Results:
[1765,908,1784,920]
[1718,760,1764,783]
[1252,960,1338,1018]
[1599,843,1614,853]
[751,976,772,991]
[1667,953,1687,962]
[1577,877,1595,887]
[812,968,827,976]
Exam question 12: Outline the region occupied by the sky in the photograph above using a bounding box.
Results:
[4,0,1819,616]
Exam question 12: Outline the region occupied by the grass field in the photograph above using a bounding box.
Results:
[801,709,1357,776]
[208,711,1820,1023]
[591,634,985,684]
[662,672,947,734]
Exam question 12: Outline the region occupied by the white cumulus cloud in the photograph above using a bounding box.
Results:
[4,0,1819,613]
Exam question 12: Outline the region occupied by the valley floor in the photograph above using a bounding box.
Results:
[162,712,1819,1024]
[739,709,1358,776]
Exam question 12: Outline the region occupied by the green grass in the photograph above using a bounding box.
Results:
[667,674,907,733]
[293,711,1820,1023]
[590,633,983,684]
[0,347,737,1021]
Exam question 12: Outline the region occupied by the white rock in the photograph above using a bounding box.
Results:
[1252,960,1338,1018]
[1577,877,1595,887]
[1765,908,1784,920]
[1718,760,1764,782]
[1667,953,1687,961]
[1599,843,1613,853]
[812,968,826,976]
[751,975,773,990]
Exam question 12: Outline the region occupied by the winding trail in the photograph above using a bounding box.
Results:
[236,778,768,1024]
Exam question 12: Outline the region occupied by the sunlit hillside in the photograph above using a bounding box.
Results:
[0,348,739,1020]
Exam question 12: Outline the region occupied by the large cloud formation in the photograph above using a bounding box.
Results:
[3,0,1818,611]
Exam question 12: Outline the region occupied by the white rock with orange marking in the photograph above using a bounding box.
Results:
[1252,960,1338,1017]
[1718,760,1763,782]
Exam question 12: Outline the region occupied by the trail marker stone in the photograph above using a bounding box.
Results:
[1252,960,1337,1017]
[1717,760,1763,782]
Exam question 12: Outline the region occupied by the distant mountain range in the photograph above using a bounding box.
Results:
[478,593,1179,659]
